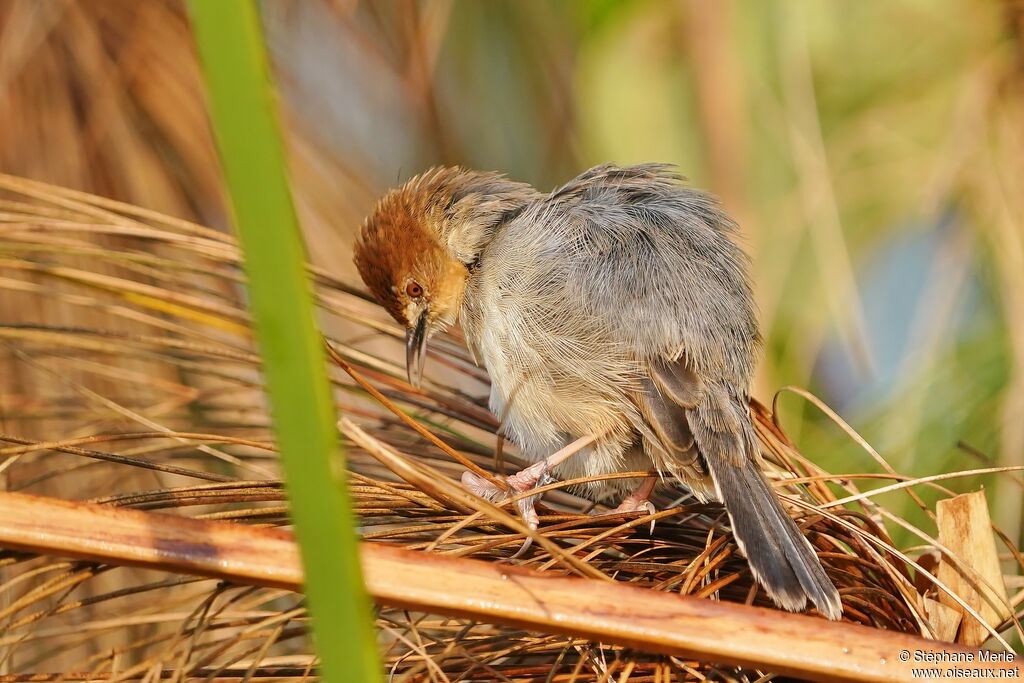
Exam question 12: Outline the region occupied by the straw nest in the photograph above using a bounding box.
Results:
[0,175,1020,681]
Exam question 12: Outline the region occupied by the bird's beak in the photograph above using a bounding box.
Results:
[405,309,428,388]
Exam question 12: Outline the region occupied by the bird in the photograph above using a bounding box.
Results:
[353,163,843,620]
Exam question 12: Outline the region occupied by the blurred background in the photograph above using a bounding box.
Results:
[0,0,1021,594]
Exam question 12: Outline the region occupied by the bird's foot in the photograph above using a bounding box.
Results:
[609,496,657,516]
[462,464,551,557]
[595,477,659,534]
[460,433,604,558]
[460,462,552,557]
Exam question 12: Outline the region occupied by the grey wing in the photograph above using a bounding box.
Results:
[628,356,708,490]
[547,163,760,387]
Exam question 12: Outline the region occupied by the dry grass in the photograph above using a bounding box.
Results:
[0,175,1020,680]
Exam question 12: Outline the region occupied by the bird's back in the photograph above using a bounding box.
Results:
[464,163,759,388]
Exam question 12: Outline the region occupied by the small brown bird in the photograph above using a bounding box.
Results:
[354,163,842,619]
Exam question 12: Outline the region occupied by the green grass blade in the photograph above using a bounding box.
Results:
[186,2,382,680]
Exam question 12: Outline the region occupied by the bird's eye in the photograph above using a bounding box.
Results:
[405,281,424,298]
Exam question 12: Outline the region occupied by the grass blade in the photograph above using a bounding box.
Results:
[185,2,381,680]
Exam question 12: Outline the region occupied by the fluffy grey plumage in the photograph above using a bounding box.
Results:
[354,163,843,620]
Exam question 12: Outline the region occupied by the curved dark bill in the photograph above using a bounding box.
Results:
[405,310,428,388]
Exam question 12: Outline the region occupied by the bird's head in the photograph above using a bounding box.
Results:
[354,167,537,387]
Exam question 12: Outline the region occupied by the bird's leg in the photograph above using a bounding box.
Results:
[461,433,602,542]
[610,476,657,514]
[600,476,658,533]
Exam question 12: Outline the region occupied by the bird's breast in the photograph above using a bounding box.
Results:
[461,285,635,462]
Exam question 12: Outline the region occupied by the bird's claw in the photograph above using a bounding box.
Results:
[508,496,540,559]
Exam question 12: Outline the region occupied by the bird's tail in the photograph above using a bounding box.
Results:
[687,392,843,620]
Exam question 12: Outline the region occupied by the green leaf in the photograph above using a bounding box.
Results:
[186,2,382,681]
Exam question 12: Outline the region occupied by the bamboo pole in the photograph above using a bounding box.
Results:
[0,492,1018,682]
